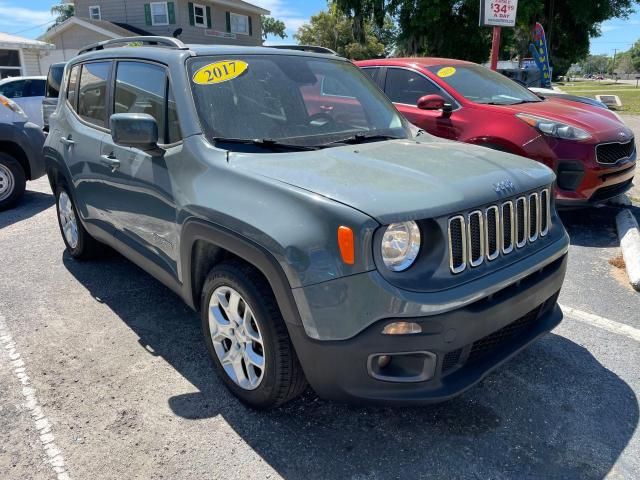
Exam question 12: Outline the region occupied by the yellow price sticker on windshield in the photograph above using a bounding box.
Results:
[192,60,248,85]
[437,67,456,78]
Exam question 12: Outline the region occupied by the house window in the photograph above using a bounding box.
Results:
[89,6,101,20]
[0,49,22,79]
[151,2,169,26]
[193,4,206,27]
[230,13,249,35]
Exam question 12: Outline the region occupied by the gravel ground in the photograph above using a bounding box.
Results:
[1,178,639,479]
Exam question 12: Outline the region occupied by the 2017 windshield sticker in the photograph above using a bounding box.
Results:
[193,60,248,85]
[437,67,456,78]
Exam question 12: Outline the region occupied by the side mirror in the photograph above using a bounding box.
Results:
[417,94,445,111]
[417,94,453,118]
[110,113,159,150]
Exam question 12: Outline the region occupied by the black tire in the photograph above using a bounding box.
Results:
[0,152,26,211]
[201,261,307,409]
[54,185,103,260]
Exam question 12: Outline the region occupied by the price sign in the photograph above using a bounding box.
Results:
[480,0,518,27]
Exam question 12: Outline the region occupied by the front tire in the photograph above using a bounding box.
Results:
[201,261,307,409]
[0,153,26,211]
[55,186,102,259]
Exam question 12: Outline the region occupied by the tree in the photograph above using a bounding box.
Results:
[294,6,387,60]
[629,39,640,72]
[261,16,287,42]
[48,2,74,30]
[333,0,639,76]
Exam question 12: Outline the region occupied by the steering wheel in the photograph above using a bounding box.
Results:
[308,112,337,129]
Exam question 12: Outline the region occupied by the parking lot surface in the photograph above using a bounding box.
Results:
[1,177,639,479]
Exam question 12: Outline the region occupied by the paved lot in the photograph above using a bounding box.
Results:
[621,115,640,201]
[1,178,639,479]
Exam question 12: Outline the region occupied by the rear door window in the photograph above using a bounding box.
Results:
[385,68,443,105]
[77,61,111,128]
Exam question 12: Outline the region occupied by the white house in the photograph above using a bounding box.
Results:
[0,32,54,78]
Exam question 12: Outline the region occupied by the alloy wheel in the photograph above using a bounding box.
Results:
[58,191,79,249]
[208,286,266,390]
[0,163,15,202]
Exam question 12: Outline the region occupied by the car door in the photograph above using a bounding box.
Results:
[383,67,463,140]
[99,60,181,278]
[56,61,113,233]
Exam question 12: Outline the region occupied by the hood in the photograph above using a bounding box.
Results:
[231,137,554,224]
[494,98,633,142]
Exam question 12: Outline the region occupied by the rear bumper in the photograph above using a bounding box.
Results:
[288,251,567,405]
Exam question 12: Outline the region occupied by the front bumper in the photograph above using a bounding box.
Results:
[288,250,567,405]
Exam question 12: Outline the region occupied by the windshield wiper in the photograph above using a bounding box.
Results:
[320,133,404,146]
[212,137,319,151]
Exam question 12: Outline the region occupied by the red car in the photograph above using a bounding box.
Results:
[355,58,636,207]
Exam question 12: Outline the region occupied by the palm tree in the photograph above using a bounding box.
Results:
[48,3,75,30]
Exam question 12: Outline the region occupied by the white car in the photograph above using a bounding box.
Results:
[0,76,46,127]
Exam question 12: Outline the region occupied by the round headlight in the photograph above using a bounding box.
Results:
[381,221,421,271]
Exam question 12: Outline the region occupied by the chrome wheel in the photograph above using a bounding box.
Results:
[0,163,15,202]
[58,191,79,249]
[208,286,265,390]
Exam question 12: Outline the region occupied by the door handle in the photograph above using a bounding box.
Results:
[60,136,75,146]
[100,154,121,172]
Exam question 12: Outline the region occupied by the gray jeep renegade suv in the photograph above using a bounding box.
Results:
[44,37,569,409]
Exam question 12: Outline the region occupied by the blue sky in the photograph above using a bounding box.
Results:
[4,1,639,56]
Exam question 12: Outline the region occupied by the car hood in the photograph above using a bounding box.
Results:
[496,98,633,141]
[231,137,554,224]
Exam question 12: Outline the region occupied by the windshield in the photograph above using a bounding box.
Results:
[427,64,542,105]
[188,55,409,148]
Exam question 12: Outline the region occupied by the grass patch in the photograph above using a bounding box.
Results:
[561,81,640,115]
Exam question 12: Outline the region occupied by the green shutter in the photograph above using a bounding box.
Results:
[206,6,212,28]
[167,2,175,24]
[248,16,252,36]
[188,2,194,26]
[144,3,152,25]
[225,11,231,32]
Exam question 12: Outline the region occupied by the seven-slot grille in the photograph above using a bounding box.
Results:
[596,140,635,165]
[447,188,551,273]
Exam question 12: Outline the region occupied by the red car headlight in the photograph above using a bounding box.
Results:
[516,113,592,141]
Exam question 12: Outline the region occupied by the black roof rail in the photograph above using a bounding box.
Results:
[267,45,338,55]
[79,36,188,55]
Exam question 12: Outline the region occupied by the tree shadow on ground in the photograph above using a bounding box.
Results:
[63,252,639,479]
[0,189,54,230]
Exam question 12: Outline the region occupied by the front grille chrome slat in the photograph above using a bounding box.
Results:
[515,196,528,248]
[467,211,484,267]
[501,201,514,254]
[485,206,500,261]
[448,216,467,274]
[528,192,539,242]
[447,188,551,274]
[540,189,550,237]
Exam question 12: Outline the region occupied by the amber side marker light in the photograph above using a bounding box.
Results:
[382,322,422,335]
[337,226,355,265]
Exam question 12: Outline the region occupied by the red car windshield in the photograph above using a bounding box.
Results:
[427,64,542,105]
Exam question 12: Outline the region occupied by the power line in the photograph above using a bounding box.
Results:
[8,20,56,36]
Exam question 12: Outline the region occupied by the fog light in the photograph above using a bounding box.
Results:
[382,322,422,335]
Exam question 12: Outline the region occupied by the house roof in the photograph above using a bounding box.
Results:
[210,0,270,15]
[0,32,53,50]
[39,17,151,42]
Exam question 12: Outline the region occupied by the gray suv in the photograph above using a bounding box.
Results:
[44,37,569,409]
